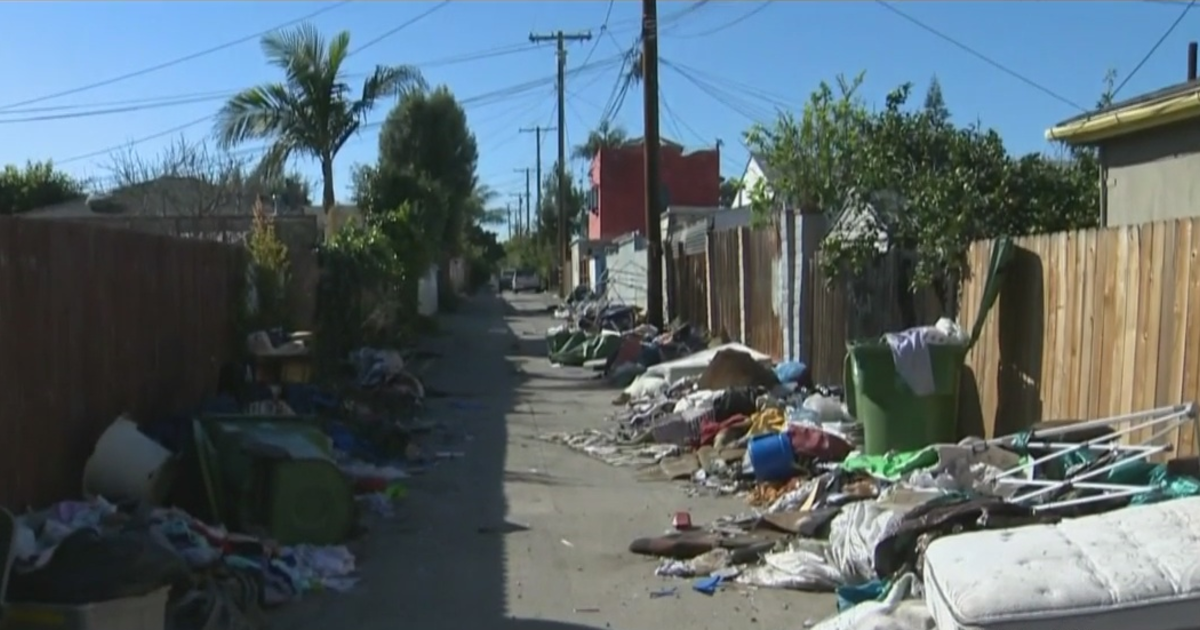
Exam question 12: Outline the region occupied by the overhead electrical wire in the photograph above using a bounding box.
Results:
[0,1,353,112]
[55,53,625,166]
[671,1,774,39]
[665,60,794,111]
[1112,0,1195,98]
[348,1,452,56]
[661,59,778,122]
[874,0,1087,112]
[1,42,550,121]
[579,0,616,68]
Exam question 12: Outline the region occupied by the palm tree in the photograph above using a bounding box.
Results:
[214,24,426,213]
[570,120,630,162]
[465,180,504,226]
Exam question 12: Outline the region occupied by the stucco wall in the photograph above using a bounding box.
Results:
[1100,118,1200,227]
[587,144,720,240]
[604,236,649,309]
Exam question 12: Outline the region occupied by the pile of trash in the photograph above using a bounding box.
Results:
[537,297,1200,630]
[10,335,457,630]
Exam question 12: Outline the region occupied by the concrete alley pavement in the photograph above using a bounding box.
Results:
[270,290,832,630]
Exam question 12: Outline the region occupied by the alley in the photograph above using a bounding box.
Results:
[269,290,831,630]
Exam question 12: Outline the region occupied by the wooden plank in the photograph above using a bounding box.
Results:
[1108,227,1131,418]
[1183,220,1200,456]
[1132,222,1163,446]
[1158,220,1188,453]
[1076,228,1096,418]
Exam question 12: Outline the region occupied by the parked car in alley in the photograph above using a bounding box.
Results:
[499,269,516,292]
[511,269,542,293]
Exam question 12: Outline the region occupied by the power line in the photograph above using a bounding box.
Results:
[55,53,624,166]
[661,59,778,122]
[1,43,549,120]
[665,59,794,110]
[672,1,774,39]
[875,0,1086,112]
[348,1,452,56]
[579,0,616,68]
[0,1,353,112]
[1113,0,1196,98]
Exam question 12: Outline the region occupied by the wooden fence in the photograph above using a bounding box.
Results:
[664,223,786,359]
[806,253,944,385]
[959,218,1200,454]
[0,218,244,508]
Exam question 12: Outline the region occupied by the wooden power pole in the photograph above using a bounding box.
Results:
[519,125,556,236]
[641,0,665,329]
[530,29,591,295]
[514,167,533,235]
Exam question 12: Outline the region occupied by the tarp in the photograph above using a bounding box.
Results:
[643,342,772,384]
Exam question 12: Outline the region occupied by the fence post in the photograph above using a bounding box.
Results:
[705,226,717,330]
[782,209,796,361]
[738,226,751,343]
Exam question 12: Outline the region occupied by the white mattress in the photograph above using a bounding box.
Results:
[923,497,1200,630]
[642,342,771,384]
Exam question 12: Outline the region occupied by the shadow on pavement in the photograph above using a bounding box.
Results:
[269,291,606,630]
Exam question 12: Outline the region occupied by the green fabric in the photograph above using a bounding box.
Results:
[1009,431,1200,505]
[840,447,939,481]
[550,333,623,367]
[547,330,587,356]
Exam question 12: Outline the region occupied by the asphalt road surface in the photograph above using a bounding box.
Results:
[269,290,834,630]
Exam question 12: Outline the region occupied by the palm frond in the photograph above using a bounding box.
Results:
[214,83,297,148]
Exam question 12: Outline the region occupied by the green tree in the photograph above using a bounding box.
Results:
[537,163,587,241]
[0,161,83,215]
[370,86,480,254]
[923,75,951,124]
[745,72,1100,325]
[571,120,630,162]
[214,24,426,213]
[719,177,741,208]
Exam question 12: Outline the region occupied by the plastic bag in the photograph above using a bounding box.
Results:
[804,393,849,424]
[827,501,906,584]
[809,574,933,630]
[736,540,843,591]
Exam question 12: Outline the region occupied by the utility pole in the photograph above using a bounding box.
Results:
[519,125,556,236]
[514,167,533,236]
[530,29,591,296]
[506,204,513,240]
[509,193,525,237]
[641,0,665,329]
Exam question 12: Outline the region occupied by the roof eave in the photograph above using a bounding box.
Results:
[1045,90,1200,144]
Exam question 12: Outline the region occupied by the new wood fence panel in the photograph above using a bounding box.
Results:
[959,218,1200,455]
[709,229,741,340]
[745,226,784,358]
[0,218,243,508]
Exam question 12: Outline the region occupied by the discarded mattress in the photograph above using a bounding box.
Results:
[923,496,1200,630]
[643,342,771,384]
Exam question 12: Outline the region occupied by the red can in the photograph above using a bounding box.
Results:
[672,511,692,530]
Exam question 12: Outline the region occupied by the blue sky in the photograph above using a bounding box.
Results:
[0,1,1194,238]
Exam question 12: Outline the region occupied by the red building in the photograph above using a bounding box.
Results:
[585,139,720,241]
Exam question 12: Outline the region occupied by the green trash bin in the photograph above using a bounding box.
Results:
[844,342,967,455]
[843,237,1015,456]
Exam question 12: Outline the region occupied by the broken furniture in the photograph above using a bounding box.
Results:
[193,415,355,545]
[989,403,1200,512]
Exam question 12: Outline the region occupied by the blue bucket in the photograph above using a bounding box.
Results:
[748,432,796,481]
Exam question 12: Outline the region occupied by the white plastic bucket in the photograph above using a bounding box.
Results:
[82,415,176,505]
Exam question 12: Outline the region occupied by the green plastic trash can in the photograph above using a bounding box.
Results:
[843,237,1015,456]
[844,342,966,455]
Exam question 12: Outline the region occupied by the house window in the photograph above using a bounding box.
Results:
[587,186,599,214]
